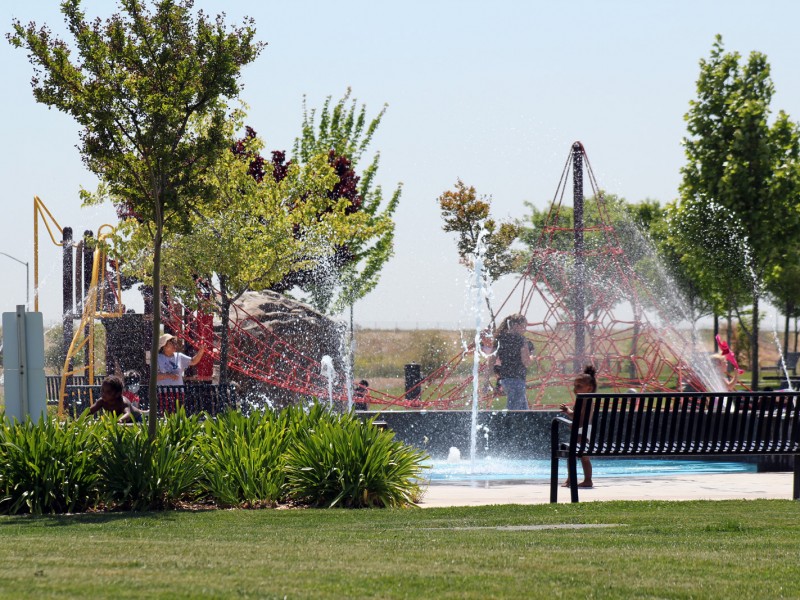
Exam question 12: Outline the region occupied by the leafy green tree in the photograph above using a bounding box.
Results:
[665,198,751,351]
[518,192,645,319]
[438,179,521,325]
[680,35,800,386]
[9,0,262,433]
[634,200,715,344]
[116,117,377,386]
[274,89,401,315]
[766,255,800,354]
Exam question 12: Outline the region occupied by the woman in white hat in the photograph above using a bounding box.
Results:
[157,333,205,387]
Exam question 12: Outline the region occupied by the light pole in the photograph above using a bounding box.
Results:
[0,251,30,311]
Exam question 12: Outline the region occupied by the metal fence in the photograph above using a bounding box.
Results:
[56,379,236,418]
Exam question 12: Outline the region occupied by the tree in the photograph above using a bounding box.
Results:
[438,179,522,325]
[765,255,800,355]
[281,89,401,315]
[635,200,715,343]
[665,197,751,350]
[518,192,642,317]
[680,35,800,387]
[115,117,377,386]
[9,0,262,434]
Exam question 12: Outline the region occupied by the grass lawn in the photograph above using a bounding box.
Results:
[0,500,798,598]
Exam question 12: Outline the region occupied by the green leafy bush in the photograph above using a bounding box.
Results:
[0,403,428,513]
[94,409,204,510]
[284,414,427,508]
[197,404,345,507]
[198,410,288,507]
[0,414,100,514]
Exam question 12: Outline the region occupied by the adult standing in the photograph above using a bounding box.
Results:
[157,334,205,386]
[489,314,533,410]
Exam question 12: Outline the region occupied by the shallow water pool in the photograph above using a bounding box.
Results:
[425,457,757,482]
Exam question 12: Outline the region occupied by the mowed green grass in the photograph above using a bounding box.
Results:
[0,500,798,599]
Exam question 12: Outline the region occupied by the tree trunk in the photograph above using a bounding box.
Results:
[785,301,791,357]
[148,213,163,439]
[752,293,760,391]
[727,308,733,348]
[713,314,719,352]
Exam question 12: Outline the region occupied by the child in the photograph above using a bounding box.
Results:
[353,379,369,411]
[559,365,597,488]
[711,353,739,391]
[89,375,145,424]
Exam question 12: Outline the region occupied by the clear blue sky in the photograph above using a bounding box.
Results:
[2,0,799,328]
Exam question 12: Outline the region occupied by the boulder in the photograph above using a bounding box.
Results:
[223,290,346,409]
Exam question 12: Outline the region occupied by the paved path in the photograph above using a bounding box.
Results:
[420,472,795,507]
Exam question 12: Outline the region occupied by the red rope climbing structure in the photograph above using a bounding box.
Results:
[161,142,715,410]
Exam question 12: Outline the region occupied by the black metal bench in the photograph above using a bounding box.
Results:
[550,391,800,503]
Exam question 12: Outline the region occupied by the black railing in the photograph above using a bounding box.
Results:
[62,382,236,418]
[46,375,104,404]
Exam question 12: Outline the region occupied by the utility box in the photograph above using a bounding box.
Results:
[2,306,47,422]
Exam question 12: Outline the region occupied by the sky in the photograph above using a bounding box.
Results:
[2,0,800,330]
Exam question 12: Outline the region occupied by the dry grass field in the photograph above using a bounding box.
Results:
[0,327,791,407]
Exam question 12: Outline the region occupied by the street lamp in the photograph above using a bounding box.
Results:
[0,251,30,311]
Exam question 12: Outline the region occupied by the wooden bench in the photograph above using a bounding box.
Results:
[550,391,800,503]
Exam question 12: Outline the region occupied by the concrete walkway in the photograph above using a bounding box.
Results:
[420,472,795,507]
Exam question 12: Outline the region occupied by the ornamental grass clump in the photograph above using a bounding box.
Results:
[198,409,289,507]
[0,414,100,515]
[283,414,428,508]
[94,409,204,511]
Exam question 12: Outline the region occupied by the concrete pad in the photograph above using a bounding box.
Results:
[419,472,795,507]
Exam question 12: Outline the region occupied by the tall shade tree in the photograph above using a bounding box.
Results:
[438,179,521,325]
[116,119,378,387]
[9,0,262,434]
[634,200,715,344]
[283,89,401,315]
[680,35,800,388]
[666,198,751,350]
[766,255,800,356]
[518,193,642,319]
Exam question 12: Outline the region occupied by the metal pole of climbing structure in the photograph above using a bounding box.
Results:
[34,200,38,312]
[82,231,94,376]
[62,227,74,375]
[572,142,585,372]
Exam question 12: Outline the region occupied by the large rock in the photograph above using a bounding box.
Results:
[224,290,346,409]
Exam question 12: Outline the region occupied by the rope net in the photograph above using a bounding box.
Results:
[161,143,713,409]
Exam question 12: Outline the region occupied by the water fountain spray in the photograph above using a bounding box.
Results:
[320,355,336,409]
[468,228,490,470]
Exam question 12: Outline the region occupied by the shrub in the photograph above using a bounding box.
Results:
[94,409,204,511]
[0,414,100,515]
[197,410,288,507]
[283,414,428,508]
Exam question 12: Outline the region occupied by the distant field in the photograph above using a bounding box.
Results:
[352,327,790,408]
[0,327,791,412]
